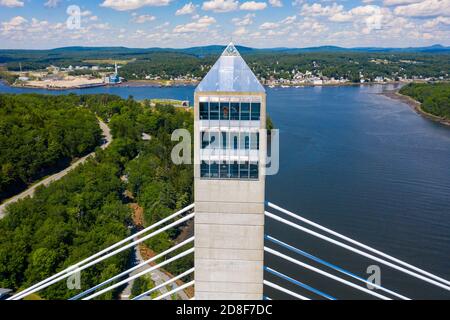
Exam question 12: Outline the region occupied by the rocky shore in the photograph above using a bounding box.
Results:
[382,90,450,127]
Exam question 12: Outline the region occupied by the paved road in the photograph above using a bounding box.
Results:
[120,243,189,300]
[0,119,112,218]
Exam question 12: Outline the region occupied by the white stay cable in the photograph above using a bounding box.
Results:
[152,280,195,301]
[267,202,450,287]
[265,246,391,300]
[70,237,194,300]
[133,268,195,300]
[264,280,311,300]
[265,211,450,292]
[84,247,194,300]
[11,212,195,300]
[9,203,194,300]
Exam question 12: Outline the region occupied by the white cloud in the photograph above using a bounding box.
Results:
[281,15,296,24]
[269,0,282,7]
[233,26,248,36]
[1,16,27,34]
[240,1,267,11]
[100,0,172,11]
[44,0,60,8]
[394,0,450,17]
[350,5,382,16]
[173,15,216,32]
[329,12,353,22]
[176,2,197,15]
[260,21,279,29]
[91,23,111,30]
[383,0,422,6]
[0,0,23,7]
[300,3,344,17]
[298,18,328,34]
[132,14,156,23]
[81,10,93,17]
[232,13,255,26]
[423,15,450,28]
[202,0,239,12]
[259,14,296,30]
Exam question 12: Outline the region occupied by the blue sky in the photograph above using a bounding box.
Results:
[0,0,449,49]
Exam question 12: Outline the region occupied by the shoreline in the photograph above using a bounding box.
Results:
[382,90,450,127]
[2,79,407,91]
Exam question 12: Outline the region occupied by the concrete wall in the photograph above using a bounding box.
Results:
[194,91,266,300]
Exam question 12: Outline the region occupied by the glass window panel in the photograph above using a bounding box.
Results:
[230,162,239,178]
[230,133,239,150]
[219,162,229,178]
[230,102,240,120]
[201,161,210,178]
[210,162,219,178]
[251,103,260,121]
[240,133,250,150]
[200,102,209,120]
[250,162,258,179]
[221,132,228,149]
[220,102,230,120]
[209,131,219,149]
[241,103,250,120]
[210,102,219,120]
[201,131,210,149]
[250,132,259,150]
[239,162,249,179]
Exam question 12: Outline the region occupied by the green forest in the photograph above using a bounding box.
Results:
[400,82,450,119]
[0,94,102,200]
[0,94,194,299]
[1,46,449,83]
[119,51,450,83]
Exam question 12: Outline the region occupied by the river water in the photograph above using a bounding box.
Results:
[1,82,449,299]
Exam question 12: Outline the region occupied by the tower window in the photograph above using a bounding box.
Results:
[230,102,240,120]
[201,161,210,177]
[210,102,219,120]
[221,132,228,149]
[241,103,250,120]
[239,162,249,179]
[251,103,261,120]
[201,131,210,149]
[201,131,220,149]
[220,102,230,120]
[250,162,259,179]
[210,162,219,178]
[250,132,259,150]
[219,162,229,178]
[200,102,209,120]
[200,161,258,180]
[230,162,239,178]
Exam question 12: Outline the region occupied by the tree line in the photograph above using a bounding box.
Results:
[0,93,194,299]
[0,94,102,200]
[400,82,450,119]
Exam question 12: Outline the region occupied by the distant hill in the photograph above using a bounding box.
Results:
[1,44,449,57]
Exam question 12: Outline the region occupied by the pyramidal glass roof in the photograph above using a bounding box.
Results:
[195,43,265,93]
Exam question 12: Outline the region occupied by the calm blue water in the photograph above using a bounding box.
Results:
[0,82,195,104]
[1,82,449,299]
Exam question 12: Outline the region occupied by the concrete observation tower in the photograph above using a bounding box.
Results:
[193,43,267,299]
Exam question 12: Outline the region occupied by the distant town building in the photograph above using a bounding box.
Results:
[104,62,122,84]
